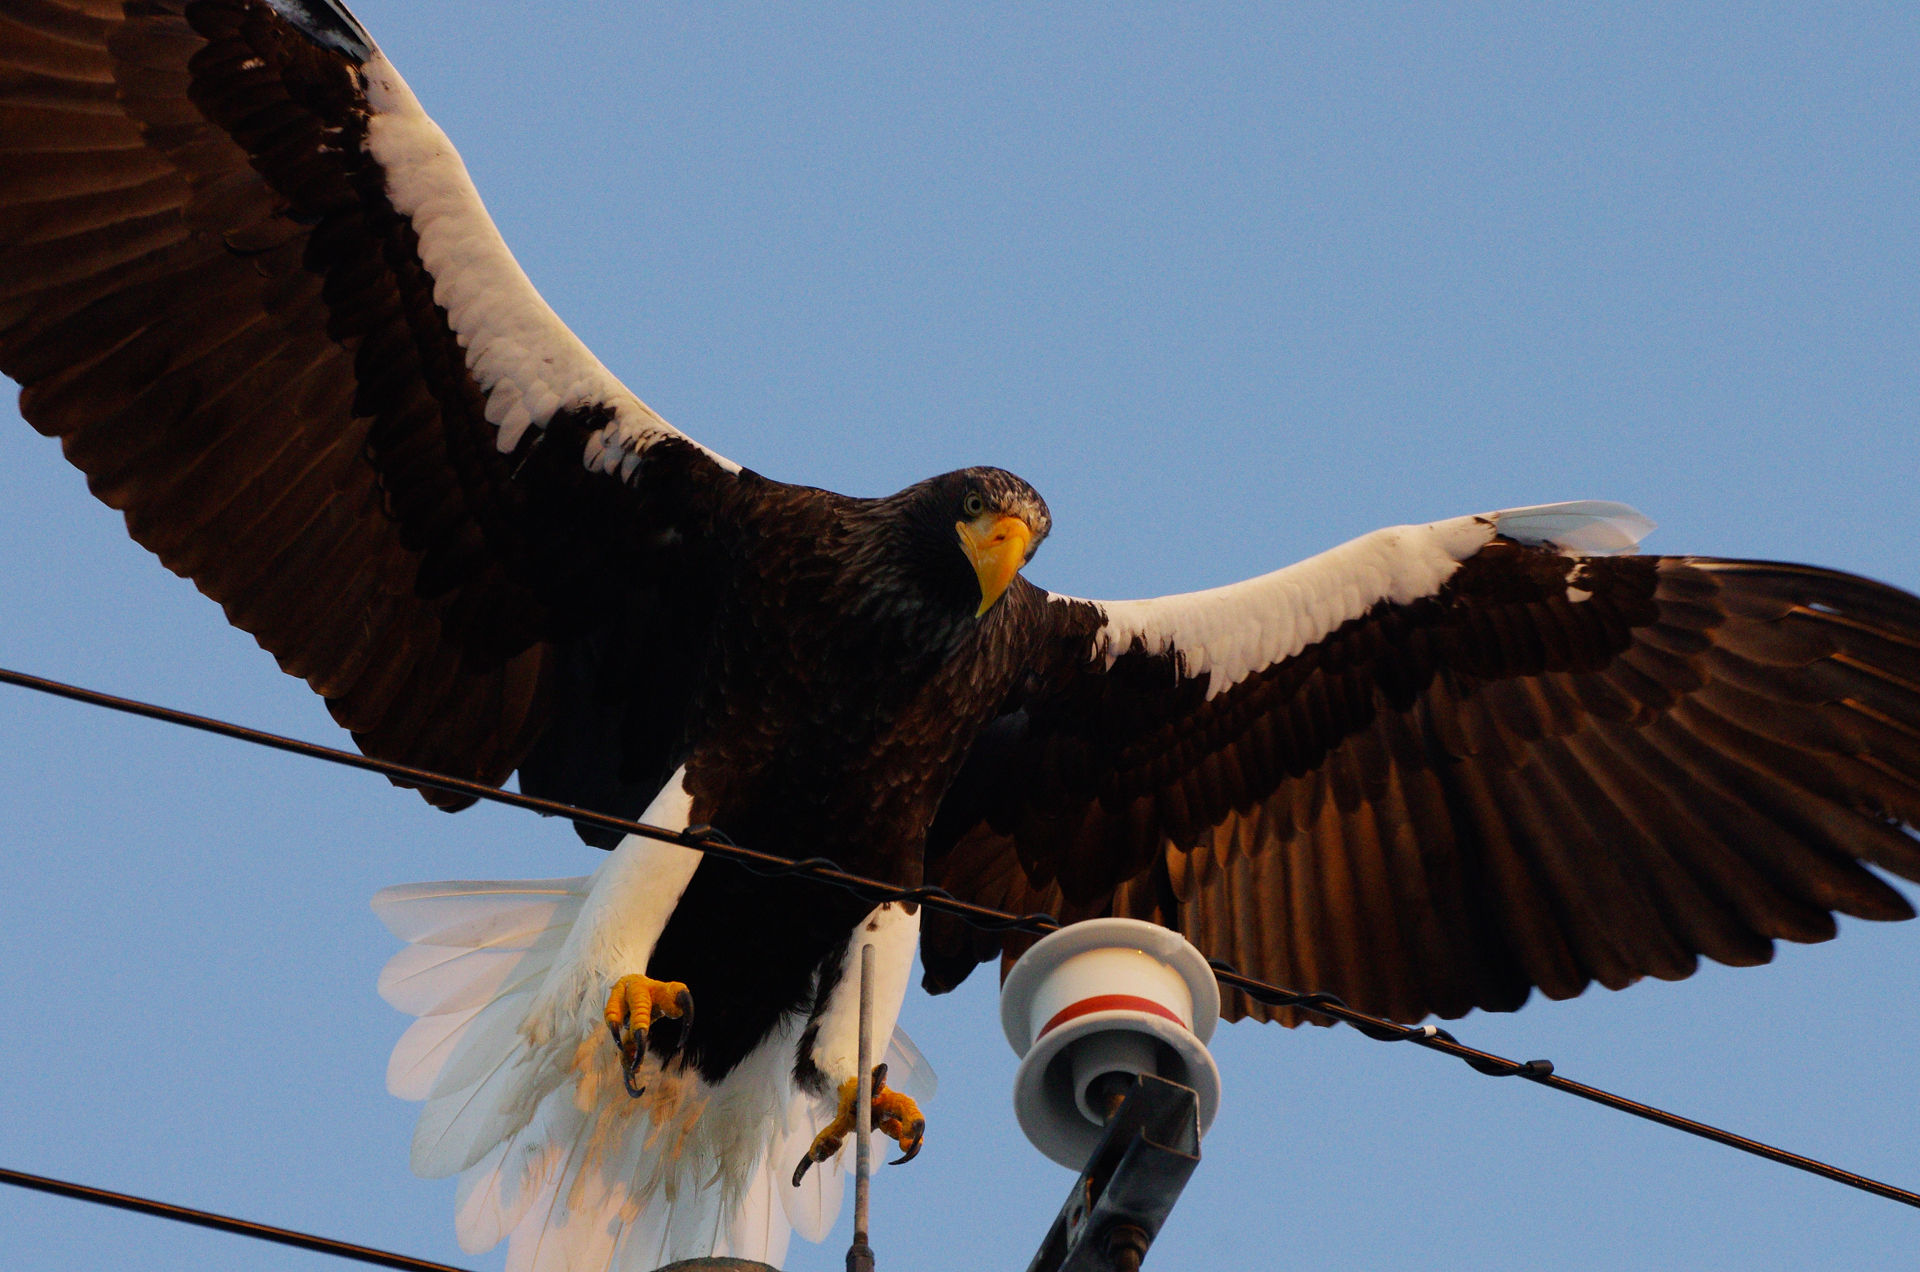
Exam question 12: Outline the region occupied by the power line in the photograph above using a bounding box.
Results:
[0,1165,467,1271]
[4,663,1919,1214]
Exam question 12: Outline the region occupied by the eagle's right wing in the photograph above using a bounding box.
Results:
[925,504,1920,1025]
[1,0,738,815]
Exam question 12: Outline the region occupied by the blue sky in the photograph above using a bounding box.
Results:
[2,3,1917,1269]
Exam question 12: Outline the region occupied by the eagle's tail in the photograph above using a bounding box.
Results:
[371,876,854,1271]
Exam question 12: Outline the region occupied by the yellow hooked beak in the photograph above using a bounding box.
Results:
[956,513,1033,617]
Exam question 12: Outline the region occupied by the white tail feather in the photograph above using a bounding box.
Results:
[881,1027,938,1104]
[374,851,902,1272]
[717,1148,795,1267]
[452,1088,574,1254]
[372,878,589,946]
[376,881,590,1113]
[450,1138,515,1254]
[410,995,563,1177]
[388,1005,483,1100]
[774,1090,846,1244]
[506,1093,621,1272]
[380,943,565,1017]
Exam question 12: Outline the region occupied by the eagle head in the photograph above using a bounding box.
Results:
[856,468,1051,628]
[947,468,1051,616]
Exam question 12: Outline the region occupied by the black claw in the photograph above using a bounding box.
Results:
[617,1026,649,1098]
[791,1153,816,1188]
[890,1121,926,1166]
[675,987,694,1026]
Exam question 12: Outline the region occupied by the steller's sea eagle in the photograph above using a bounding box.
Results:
[4,1,1919,1267]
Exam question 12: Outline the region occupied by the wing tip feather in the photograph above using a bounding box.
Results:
[262,0,374,61]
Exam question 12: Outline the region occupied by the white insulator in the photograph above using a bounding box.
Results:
[999,918,1223,1169]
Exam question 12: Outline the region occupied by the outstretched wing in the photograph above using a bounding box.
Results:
[0,0,737,815]
[924,503,1920,1025]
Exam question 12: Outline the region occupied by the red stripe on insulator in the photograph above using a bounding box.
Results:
[1037,994,1185,1040]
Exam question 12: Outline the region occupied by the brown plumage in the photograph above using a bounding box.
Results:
[925,551,1920,1028]
[5,0,1920,1093]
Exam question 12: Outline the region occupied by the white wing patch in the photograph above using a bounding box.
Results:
[1076,501,1654,699]
[356,55,738,479]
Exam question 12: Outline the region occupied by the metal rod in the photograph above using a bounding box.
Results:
[847,941,877,1272]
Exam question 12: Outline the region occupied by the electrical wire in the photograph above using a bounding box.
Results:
[0,1165,467,1271]
[5,663,1920,1215]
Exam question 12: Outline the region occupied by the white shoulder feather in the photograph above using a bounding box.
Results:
[1067,500,1653,698]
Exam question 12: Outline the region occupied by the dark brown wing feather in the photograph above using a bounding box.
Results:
[925,548,1920,1026]
[0,0,715,810]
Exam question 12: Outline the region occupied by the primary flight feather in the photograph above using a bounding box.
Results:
[4,1,1919,1267]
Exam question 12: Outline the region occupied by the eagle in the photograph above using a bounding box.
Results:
[3,1,1918,1268]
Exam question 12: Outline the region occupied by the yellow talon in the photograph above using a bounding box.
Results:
[874,1081,926,1165]
[791,1063,927,1185]
[603,973,692,1098]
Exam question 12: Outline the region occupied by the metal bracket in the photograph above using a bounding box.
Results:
[1023,1074,1203,1272]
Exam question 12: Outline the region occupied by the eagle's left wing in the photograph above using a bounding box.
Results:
[923,503,1920,1026]
[0,0,743,821]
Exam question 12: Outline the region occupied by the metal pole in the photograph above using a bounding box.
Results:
[847,942,876,1272]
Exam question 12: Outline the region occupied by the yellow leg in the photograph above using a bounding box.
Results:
[791,1063,927,1185]
[603,973,693,1098]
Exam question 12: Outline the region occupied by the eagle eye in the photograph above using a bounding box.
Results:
[962,491,985,518]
